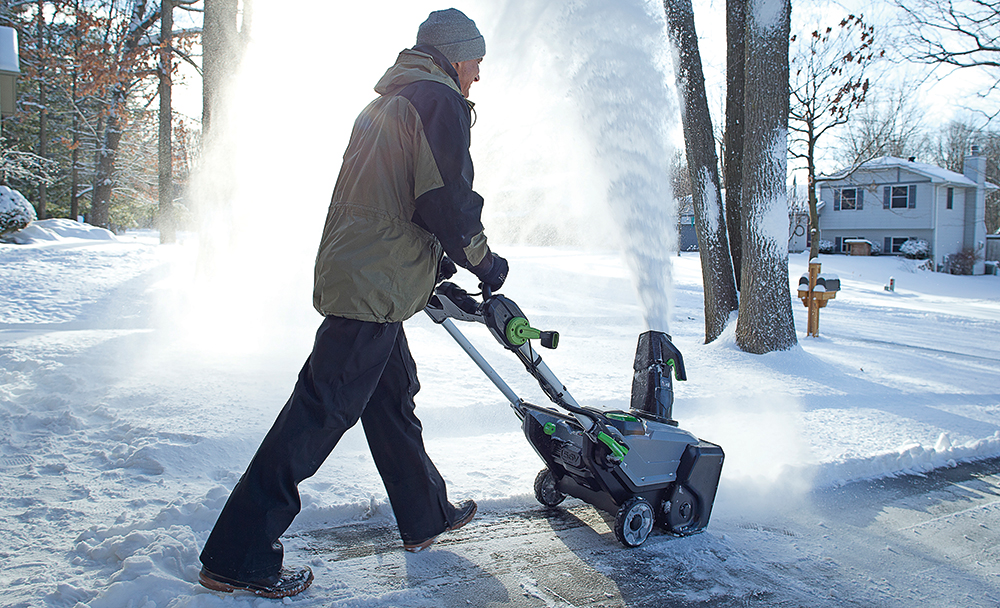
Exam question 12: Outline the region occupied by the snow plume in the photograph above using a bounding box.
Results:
[179,0,682,335]
[494,0,679,332]
[689,325,815,508]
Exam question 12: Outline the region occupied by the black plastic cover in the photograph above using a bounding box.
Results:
[630,331,685,424]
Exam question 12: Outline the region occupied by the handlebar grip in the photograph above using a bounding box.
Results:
[540,331,559,349]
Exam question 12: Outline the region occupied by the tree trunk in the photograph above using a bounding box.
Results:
[202,0,239,143]
[88,0,161,230]
[664,0,739,344]
[734,0,797,354]
[241,0,254,49]
[806,129,820,259]
[36,0,47,219]
[89,113,104,223]
[70,0,80,221]
[90,93,124,229]
[37,72,47,219]
[197,0,250,267]
[724,0,747,288]
[158,0,175,243]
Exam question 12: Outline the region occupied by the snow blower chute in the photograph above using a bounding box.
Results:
[425,282,723,547]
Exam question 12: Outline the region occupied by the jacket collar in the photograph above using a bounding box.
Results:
[413,44,475,110]
[374,45,463,97]
[413,44,461,88]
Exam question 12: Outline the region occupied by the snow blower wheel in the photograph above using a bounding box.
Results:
[614,497,654,547]
[533,468,566,507]
[661,484,698,534]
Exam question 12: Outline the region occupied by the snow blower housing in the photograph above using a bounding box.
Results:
[425,282,723,547]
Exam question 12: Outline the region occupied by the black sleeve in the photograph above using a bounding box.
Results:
[401,81,485,266]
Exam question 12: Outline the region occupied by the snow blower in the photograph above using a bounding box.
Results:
[424,282,723,547]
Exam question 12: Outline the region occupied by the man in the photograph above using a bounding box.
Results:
[198,8,507,599]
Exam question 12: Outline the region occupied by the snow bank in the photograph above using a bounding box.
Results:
[3,218,117,245]
[816,432,1000,488]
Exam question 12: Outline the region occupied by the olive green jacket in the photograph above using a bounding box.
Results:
[313,46,490,323]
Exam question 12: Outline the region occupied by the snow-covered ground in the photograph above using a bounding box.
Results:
[2,222,1000,607]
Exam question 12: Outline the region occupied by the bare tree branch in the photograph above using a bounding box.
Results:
[893,0,1000,79]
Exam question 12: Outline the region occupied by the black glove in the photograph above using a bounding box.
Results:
[437,256,457,283]
[474,252,508,292]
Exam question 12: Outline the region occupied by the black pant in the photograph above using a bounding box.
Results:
[200,316,459,580]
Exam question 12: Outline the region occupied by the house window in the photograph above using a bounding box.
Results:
[891,186,909,208]
[834,187,863,211]
[840,188,857,210]
[883,185,917,209]
[890,237,911,253]
[947,187,954,210]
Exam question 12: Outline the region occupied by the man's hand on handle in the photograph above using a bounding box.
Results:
[473,252,508,292]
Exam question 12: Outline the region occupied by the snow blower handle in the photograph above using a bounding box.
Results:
[480,290,560,351]
[479,284,559,349]
[506,318,559,349]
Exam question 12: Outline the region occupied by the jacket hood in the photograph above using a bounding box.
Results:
[375,47,462,97]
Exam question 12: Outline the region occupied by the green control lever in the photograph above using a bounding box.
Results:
[506,317,559,349]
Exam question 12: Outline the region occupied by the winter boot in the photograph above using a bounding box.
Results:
[199,565,314,598]
[404,499,477,552]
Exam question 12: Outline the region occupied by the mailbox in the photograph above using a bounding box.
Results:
[798,261,841,336]
[798,272,840,308]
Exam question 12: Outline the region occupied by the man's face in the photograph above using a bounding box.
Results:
[453,58,482,98]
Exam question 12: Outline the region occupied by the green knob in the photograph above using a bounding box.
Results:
[506,317,541,346]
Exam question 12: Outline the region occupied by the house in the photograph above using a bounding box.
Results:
[817,149,998,274]
[677,195,698,251]
[676,186,809,253]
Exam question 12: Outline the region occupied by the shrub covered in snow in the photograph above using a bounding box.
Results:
[0,185,35,236]
[947,247,981,275]
[818,240,835,254]
[900,238,930,260]
[870,241,882,256]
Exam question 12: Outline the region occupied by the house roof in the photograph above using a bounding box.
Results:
[820,156,998,190]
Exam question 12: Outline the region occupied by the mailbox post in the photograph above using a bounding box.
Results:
[797,260,840,337]
[0,26,20,139]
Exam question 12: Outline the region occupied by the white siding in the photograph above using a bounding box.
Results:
[819,168,934,232]
[817,168,974,262]
[936,185,967,261]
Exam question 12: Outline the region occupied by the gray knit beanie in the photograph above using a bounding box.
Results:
[416,8,486,64]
